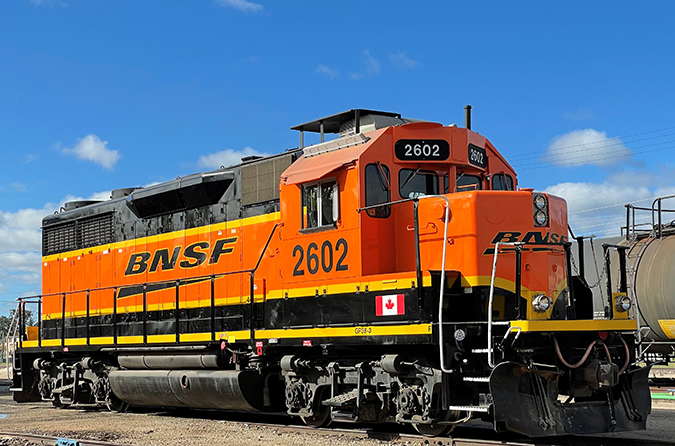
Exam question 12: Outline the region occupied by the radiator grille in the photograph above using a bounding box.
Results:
[43,212,114,256]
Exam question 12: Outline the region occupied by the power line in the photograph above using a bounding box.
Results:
[509,131,675,163]
[506,125,675,160]
[513,138,675,168]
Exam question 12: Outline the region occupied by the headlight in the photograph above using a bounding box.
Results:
[534,211,548,226]
[615,294,632,312]
[532,294,551,313]
[534,194,547,210]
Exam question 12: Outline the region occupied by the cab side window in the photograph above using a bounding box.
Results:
[456,173,482,192]
[302,180,338,229]
[365,163,390,218]
[399,169,438,199]
[492,174,514,191]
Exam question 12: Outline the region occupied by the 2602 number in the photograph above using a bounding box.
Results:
[293,238,348,276]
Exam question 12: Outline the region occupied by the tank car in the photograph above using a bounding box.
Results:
[9,108,650,437]
[614,196,675,359]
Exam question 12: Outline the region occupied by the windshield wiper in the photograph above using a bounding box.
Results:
[400,167,421,190]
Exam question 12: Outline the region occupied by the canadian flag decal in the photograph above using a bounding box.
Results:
[376,294,405,316]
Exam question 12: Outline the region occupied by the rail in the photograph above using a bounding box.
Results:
[624,194,675,240]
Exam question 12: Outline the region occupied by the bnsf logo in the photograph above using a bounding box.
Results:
[125,237,237,276]
[482,231,567,255]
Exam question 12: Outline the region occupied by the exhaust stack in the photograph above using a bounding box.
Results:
[465,105,472,130]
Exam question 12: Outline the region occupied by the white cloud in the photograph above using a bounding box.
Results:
[0,191,110,305]
[197,147,271,169]
[544,129,632,167]
[316,64,339,80]
[390,52,419,70]
[363,50,381,76]
[563,108,598,122]
[61,134,121,169]
[215,0,263,12]
[24,154,38,164]
[545,168,675,237]
[10,183,27,192]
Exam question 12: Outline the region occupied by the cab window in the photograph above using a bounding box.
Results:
[456,173,482,192]
[365,163,390,218]
[399,169,438,199]
[302,180,338,229]
[492,174,514,191]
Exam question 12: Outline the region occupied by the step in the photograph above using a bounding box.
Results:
[447,405,490,413]
[462,376,490,383]
[323,389,358,408]
[9,387,23,392]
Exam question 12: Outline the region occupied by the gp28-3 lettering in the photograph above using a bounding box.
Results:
[355,327,372,335]
[293,238,348,276]
[395,139,450,161]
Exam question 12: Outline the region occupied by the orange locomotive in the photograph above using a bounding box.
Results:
[12,108,650,437]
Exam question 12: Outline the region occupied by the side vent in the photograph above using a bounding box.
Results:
[126,171,234,218]
[242,154,294,206]
[43,212,114,256]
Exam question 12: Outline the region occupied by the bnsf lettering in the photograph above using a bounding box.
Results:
[484,231,567,255]
[124,237,238,276]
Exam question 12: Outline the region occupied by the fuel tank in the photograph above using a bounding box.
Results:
[109,369,266,411]
[625,236,675,344]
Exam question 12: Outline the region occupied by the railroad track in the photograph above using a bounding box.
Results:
[2,415,675,446]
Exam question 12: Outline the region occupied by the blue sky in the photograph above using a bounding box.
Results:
[1,0,674,312]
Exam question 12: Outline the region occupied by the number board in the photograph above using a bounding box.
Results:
[468,144,487,169]
[394,139,450,161]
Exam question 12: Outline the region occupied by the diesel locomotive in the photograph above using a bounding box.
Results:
[10,108,650,437]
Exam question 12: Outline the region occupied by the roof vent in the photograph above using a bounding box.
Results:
[63,200,101,211]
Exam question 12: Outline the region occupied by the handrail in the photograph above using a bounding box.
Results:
[15,222,284,349]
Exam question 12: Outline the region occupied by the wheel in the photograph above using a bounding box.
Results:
[52,395,70,409]
[300,404,331,428]
[106,394,129,413]
[300,387,331,428]
[413,423,453,437]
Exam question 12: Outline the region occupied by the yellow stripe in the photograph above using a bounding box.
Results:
[255,323,432,340]
[117,336,144,344]
[41,339,62,347]
[22,340,38,348]
[215,330,251,341]
[510,319,638,332]
[90,337,114,345]
[179,333,212,342]
[42,212,280,262]
[147,334,177,343]
[65,338,87,346]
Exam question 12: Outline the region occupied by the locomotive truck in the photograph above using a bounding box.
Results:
[10,108,650,437]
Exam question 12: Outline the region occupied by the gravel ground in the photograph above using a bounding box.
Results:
[2,388,675,446]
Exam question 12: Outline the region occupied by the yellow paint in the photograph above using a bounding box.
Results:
[147,334,177,343]
[41,339,62,347]
[179,333,212,342]
[658,320,675,339]
[511,319,637,332]
[117,336,144,344]
[64,338,87,346]
[90,337,114,345]
[215,330,251,341]
[22,340,38,348]
[254,323,432,340]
